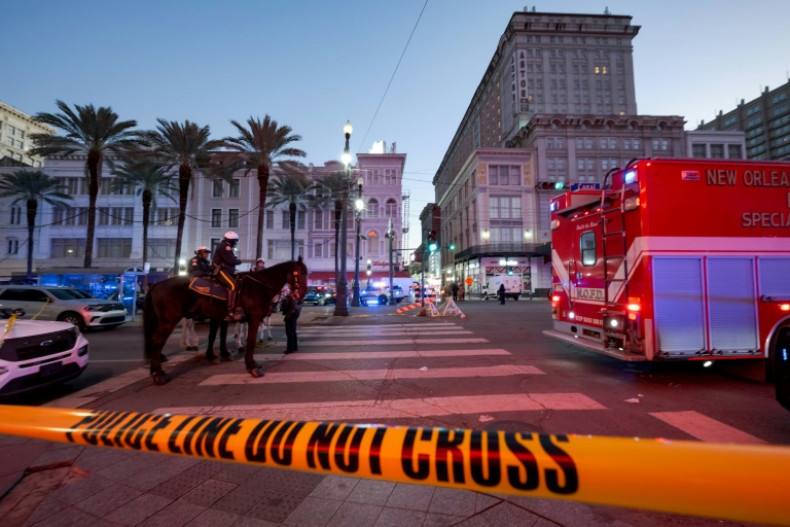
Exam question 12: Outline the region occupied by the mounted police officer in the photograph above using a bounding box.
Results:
[213,231,243,321]
[189,246,212,278]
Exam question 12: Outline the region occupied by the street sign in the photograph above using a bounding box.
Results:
[465,277,473,286]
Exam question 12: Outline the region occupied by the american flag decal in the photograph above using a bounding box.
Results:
[681,170,700,181]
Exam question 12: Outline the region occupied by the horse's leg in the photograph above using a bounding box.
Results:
[236,322,247,352]
[245,315,263,377]
[150,322,177,384]
[206,320,219,363]
[219,321,231,360]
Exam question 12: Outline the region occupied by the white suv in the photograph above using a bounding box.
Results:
[0,286,128,331]
[0,314,89,396]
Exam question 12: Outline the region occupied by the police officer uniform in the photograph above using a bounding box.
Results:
[212,231,243,321]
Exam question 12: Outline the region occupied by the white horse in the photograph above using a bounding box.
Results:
[233,296,278,351]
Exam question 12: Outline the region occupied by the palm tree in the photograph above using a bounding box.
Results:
[0,170,72,277]
[111,157,177,267]
[140,119,225,272]
[266,171,310,260]
[311,171,350,283]
[223,116,306,258]
[29,100,139,268]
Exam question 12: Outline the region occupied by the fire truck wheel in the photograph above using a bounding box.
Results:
[773,326,790,411]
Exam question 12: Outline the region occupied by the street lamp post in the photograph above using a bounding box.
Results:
[334,120,353,316]
[351,178,364,307]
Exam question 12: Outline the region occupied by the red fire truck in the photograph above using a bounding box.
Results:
[544,158,790,409]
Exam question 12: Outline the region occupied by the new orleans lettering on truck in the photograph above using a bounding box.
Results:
[543,158,790,410]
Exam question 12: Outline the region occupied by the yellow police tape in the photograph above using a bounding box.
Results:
[0,404,788,526]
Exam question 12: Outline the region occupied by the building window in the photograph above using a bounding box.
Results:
[691,144,707,158]
[212,179,224,197]
[211,209,222,228]
[266,210,274,230]
[385,198,397,218]
[282,211,290,229]
[314,209,324,230]
[489,196,521,220]
[228,209,239,228]
[489,165,520,185]
[51,238,84,258]
[710,144,725,158]
[229,179,240,197]
[10,206,21,225]
[148,239,176,260]
[297,211,306,230]
[580,231,597,266]
[6,238,19,255]
[728,144,743,158]
[97,238,132,259]
[368,198,379,217]
[156,208,178,226]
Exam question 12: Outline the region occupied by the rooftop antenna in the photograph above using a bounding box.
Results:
[604,6,610,14]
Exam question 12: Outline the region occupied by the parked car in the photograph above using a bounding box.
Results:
[359,285,407,306]
[303,286,336,306]
[0,286,128,331]
[0,308,89,397]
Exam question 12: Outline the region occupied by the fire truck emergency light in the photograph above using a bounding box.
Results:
[781,303,790,312]
[623,170,637,184]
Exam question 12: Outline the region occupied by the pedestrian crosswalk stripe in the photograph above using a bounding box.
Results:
[650,411,766,444]
[280,349,512,360]
[199,364,544,386]
[296,327,474,335]
[297,337,489,346]
[155,392,605,421]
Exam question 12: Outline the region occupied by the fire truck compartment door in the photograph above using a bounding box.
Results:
[706,258,758,353]
[653,256,760,358]
[653,257,707,355]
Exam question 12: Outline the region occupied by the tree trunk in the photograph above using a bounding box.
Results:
[25,199,37,278]
[142,189,151,267]
[255,162,271,259]
[289,202,296,260]
[174,164,191,273]
[84,150,102,268]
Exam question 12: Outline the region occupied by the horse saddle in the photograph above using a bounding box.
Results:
[188,277,228,301]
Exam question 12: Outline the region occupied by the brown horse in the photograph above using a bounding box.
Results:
[143,258,308,384]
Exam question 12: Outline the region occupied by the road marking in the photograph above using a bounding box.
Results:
[281,349,512,360]
[296,328,474,335]
[650,411,766,444]
[155,392,605,421]
[199,364,544,385]
[298,337,489,346]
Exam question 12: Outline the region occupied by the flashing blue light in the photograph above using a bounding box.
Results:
[623,170,637,184]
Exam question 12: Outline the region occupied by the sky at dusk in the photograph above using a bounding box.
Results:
[3,0,789,247]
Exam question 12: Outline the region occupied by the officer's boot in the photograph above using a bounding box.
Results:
[226,290,240,322]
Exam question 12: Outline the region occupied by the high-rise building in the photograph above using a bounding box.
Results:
[697,81,790,160]
[433,8,684,296]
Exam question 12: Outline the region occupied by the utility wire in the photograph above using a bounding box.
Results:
[356,0,429,153]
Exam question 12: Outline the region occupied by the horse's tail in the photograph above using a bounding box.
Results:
[143,285,158,361]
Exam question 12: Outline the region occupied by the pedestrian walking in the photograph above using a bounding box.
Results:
[498,283,506,305]
[451,281,459,301]
[281,286,303,353]
[458,283,465,302]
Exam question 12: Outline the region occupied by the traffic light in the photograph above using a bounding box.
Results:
[448,243,456,251]
[507,268,514,276]
[536,181,565,190]
[427,230,438,253]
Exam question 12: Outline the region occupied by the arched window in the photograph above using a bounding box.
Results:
[367,198,379,218]
[366,230,380,255]
[385,198,397,218]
